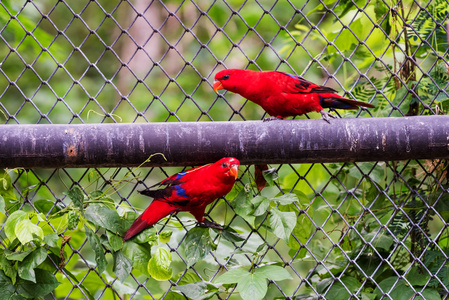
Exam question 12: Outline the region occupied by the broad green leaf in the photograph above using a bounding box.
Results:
[15,219,44,244]
[4,249,33,262]
[214,267,250,284]
[174,271,201,285]
[66,186,84,211]
[274,193,299,205]
[374,277,439,300]
[184,227,216,267]
[361,292,377,300]
[255,265,292,281]
[364,230,393,251]
[238,271,268,300]
[288,212,313,253]
[176,282,220,300]
[326,276,361,300]
[4,210,28,241]
[133,226,158,244]
[0,195,5,214]
[218,228,245,243]
[122,241,152,277]
[148,247,173,281]
[251,195,270,216]
[113,251,133,282]
[231,189,255,225]
[406,267,429,286]
[0,269,15,299]
[85,226,107,274]
[16,269,60,298]
[18,247,47,282]
[0,170,17,202]
[159,230,173,243]
[34,199,60,214]
[0,254,17,284]
[67,211,80,230]
[269,207,296,241]
[84,204,124,235]
[107,230,123,252]
[43,233,59,248]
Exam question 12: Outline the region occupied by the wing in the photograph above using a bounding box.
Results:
[138,164,211,205]
[277,71,338,95]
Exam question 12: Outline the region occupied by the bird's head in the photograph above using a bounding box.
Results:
[213,157,240,181]
[213,69,247,94]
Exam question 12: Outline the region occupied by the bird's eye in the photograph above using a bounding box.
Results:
[222,74,230,80]
[222,162,228,168]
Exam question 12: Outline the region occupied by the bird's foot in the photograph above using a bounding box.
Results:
[199,219,224,230]
[320,110,336,123]
[263,116,283,122]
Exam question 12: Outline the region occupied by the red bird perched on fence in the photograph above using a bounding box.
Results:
[123,157,240,241]
[213,69,375,122]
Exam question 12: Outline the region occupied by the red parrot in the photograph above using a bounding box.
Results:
[213,69,375,122]
[123,157,240,241]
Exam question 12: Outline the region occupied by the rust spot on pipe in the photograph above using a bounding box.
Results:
[67,145,77,157]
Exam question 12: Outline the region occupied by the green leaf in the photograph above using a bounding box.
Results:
[4,210,28,241]
[107,230,123,252]
[113,251,133,282]
[269,207,296,241]
[239,272,268,300]
[176,282,220,300]
[43,233,59,248]
[16,268,60,298]
[66,186,84,211]
[18,247,47,282]
[85,226,107,274]
[255,265,292,281]
[84,204,124,235]
[122,241,152,277]
[274,193,299,205]
[214,267,250,284]
[251,196,270,216]
[159,230,173,243]
[0,269,15,299]
[364,230,393,251]
[148,247,173,281]
[0,254,17,284]
[231,188,255,226]
[0,195,5,214]
[326,276,361,300]
[184,227,216,267]
[15,219,44,244]
[34,199,60,215]
[133,227,158,244]
[4,249,33,262]
[67,211,80,230]
[0,170,17,203]
[218,227,245,243]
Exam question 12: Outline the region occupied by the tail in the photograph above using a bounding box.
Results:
[320,96,375,110]
[123,200,175,241]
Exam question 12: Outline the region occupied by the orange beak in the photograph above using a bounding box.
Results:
[213,80,224,93]
[229,164,239,180]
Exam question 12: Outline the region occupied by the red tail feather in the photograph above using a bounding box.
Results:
[123,200,175,241]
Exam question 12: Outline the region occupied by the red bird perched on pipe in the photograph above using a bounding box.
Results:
[213,69,375,123]
[123,157,240,241]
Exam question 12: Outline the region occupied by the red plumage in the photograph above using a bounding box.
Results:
[123,157,240,241]
[213,69,374,122]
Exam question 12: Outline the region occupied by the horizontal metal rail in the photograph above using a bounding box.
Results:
[1,116,448,168]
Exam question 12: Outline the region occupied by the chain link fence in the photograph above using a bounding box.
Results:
[1,0,449,299]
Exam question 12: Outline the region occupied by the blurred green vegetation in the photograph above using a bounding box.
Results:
[1,0,449,299]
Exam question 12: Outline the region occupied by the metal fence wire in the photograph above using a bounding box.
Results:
[1,0,449,299]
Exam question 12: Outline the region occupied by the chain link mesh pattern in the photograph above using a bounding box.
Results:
[1,0,449,299]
